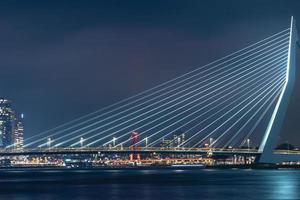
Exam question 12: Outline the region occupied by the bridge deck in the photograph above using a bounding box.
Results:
[0,148,298,156]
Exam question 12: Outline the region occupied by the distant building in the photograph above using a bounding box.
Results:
[160,138,172,148]
[160,131,186,148]
[0,98,24,149]
[0,98,15,147]
[13,114,24,150]
[172,130,185,148]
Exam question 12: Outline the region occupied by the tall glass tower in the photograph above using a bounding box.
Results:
[0,98,15,148]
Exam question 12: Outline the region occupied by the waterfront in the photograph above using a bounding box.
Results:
[0,169,299,200]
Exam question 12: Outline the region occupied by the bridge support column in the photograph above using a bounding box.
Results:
[259,16,299,163]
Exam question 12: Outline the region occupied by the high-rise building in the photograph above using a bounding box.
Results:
[0,98,15,147]
[0,98,24,149]
[14,114,24,150]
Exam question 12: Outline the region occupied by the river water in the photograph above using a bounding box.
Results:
[0,168,299,200]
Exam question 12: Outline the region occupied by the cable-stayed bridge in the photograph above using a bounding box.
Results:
[5,17,300,164]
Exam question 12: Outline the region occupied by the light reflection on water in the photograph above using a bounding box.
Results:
[267,172,298,199]
[0,169,299,200]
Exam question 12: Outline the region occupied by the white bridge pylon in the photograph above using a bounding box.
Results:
[259,16,299,163]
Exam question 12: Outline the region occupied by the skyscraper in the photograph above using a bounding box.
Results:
[0,98,15,147]
[14,114,24,150]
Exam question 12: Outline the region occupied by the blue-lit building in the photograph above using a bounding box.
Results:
[0,98,15,148]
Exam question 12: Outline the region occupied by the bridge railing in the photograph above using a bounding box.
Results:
[0,147,263,153]
[1,147,299,155]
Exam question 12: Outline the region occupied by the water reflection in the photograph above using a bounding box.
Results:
[267,171,298,199]
[0,169,299,200]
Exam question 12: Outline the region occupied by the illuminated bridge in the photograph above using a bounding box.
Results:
[5,17,300,164]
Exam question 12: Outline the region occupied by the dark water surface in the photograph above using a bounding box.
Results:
[0,168,299,200]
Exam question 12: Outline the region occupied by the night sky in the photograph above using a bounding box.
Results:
[1,0,300,145]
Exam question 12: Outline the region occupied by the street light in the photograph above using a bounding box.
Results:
[209,138,213,147]
[145,137,148,149]
[112,137,116,147]
[80,137,84,147]
[47,137,52,148]
[247,139,250,152]
[177,137,181,148]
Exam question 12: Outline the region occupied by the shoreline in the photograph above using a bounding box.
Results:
[0,164,300,171]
